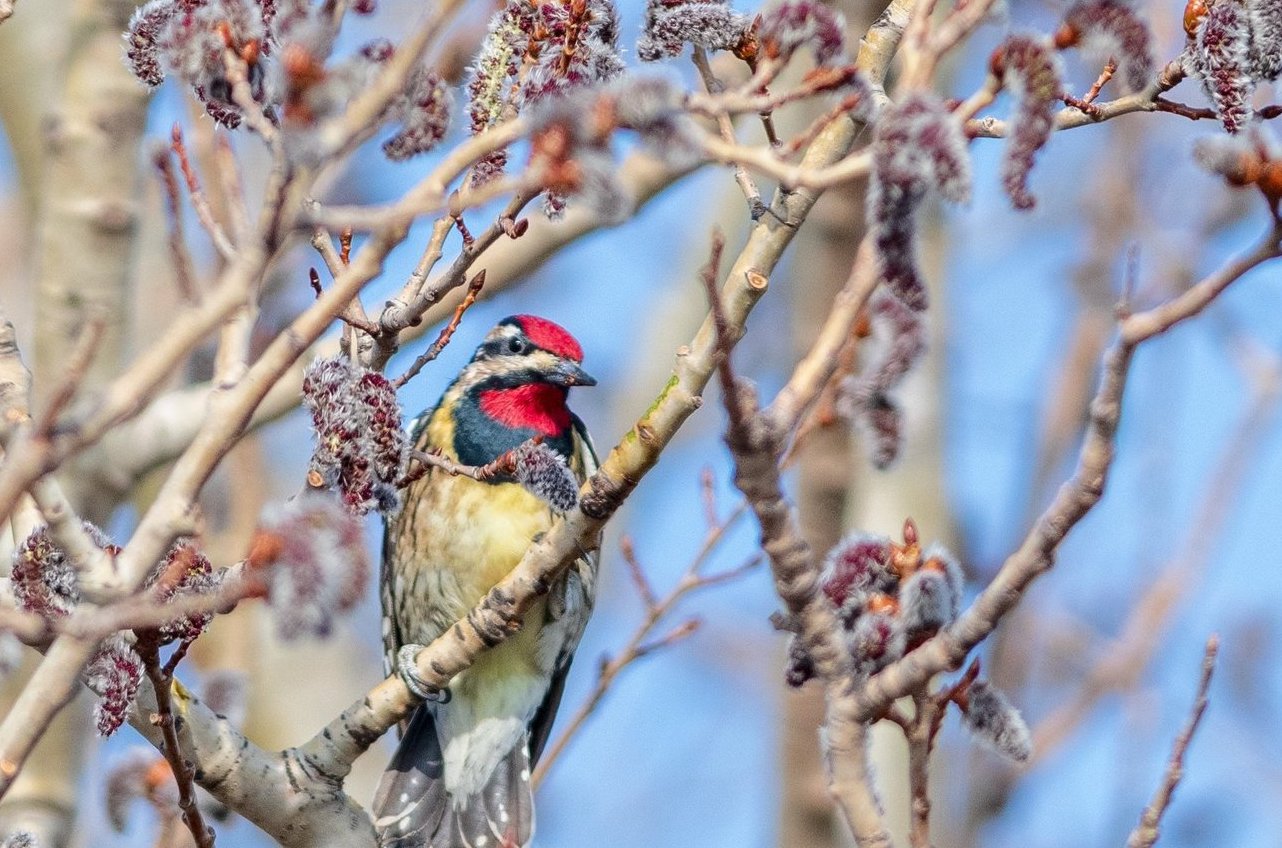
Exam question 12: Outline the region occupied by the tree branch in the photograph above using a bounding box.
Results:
[1125,636,1218,848]
[846,221,1282,725]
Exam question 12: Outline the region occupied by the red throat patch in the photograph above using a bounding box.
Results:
[479,384,571,436]
[514,315,584,361]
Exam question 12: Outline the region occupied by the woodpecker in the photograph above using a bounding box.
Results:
[373,315,598,848]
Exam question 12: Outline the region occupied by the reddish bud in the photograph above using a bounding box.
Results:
[820,533,895,611]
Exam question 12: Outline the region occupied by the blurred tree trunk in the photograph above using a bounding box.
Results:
[775,2,891,845]
[775,165,959,848]
[32,0,150,519]
[779,176,863,848]
[850,199,959,845]
[0,0,150,842]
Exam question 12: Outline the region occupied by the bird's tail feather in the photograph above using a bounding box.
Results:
[373,705,534,848]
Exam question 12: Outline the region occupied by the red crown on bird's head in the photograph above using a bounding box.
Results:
[507,315,584,362]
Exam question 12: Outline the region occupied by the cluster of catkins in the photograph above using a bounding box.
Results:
[785,520,963,685]
[302,355,409,516]
[637,0,847,67]
[1180,0,1282,134]
[783,520,1031,762]
[468,0,623,195]
[124,0,451,161]
[249,494,370,640]
[8,529,221,736]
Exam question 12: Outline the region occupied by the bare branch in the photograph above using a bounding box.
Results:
[691,47,768,220]
[137,640,215,848]
[171,125,236,261]
[532,511,757,786]
[392,269,486,389]
[1125,636,1219,848]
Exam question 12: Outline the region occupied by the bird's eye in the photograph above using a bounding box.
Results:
[507,337,526,354]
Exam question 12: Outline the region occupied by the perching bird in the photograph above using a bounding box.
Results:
[373,315,598,848]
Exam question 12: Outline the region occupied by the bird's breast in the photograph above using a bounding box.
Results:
[389,470,554,644]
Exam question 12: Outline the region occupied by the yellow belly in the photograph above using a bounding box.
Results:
[389,469,554,643]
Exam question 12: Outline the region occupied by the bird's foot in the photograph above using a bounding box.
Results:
[396,644,452,703]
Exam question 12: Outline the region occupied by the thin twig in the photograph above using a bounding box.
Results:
[309,229,380,341]
[170,125,236,260]
[399,438,535,486]
[392,269,486,388]
[402,217,455,302]
[1125,636,1219,848]
[1082,58,1117,105]
[139,640,216,848]
[4,566,260,649]
[213,133,251,245]
[369,190,537,371]
[691,47,769,220]
[907,691,936,848]
[531,520,759,787]
[618,535,658,609]
[153,147,199,302]
[32,315,107,436]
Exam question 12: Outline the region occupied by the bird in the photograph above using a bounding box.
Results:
[372,314,599,848]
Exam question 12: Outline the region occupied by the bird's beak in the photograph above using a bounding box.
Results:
[549,359,597,387]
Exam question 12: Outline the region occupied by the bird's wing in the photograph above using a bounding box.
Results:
[380,408,436,680]
[527,415,600,764]
[379,526,404,680]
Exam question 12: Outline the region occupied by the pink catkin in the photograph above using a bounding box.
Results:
[1195,0,1256,133]
[511,440,580,512]
[302,356,408,515]
[85,636,144,737]
[145,541,221,644]
[757,0,847,65]
[258,496,370,639]
[637,0,750,61]
[866,92,971,312]
[993,35,1063,210]
[1062,0,1155,93]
